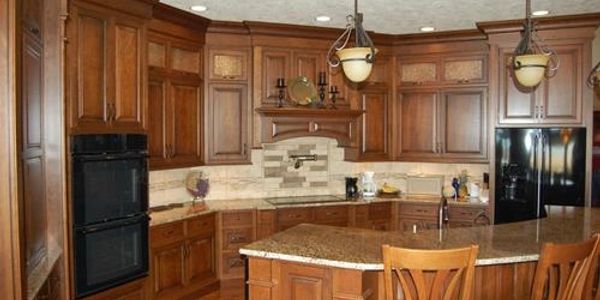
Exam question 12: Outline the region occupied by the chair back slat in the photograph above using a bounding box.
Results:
[531,234,600,300]
[382,244,478,300]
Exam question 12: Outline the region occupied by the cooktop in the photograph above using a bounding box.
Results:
[264,195,348,206]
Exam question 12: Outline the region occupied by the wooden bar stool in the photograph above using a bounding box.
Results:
[381,244,479,300]
[530,234,600,300]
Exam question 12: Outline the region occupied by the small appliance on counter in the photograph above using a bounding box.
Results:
[361,171,377,198]
[345,177,359,199]
[71,134,149,298]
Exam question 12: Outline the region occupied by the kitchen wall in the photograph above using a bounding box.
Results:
[149,137,489,207]
[594,26,600,110]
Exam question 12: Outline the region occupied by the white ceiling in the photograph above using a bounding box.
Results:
[160,0,600,34]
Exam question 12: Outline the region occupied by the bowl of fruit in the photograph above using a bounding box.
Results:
[377,183,401,198]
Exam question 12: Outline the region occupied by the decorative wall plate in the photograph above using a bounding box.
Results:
[287,76,317,105]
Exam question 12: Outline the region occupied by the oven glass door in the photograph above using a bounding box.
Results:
[74,215,149,298]
[72,153,147,226]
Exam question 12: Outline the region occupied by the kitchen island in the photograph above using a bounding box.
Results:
[240,206,600,300]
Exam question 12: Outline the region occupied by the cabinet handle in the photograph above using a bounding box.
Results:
[539,105,544,119]
[30,27,40,35]
[243,143,247,156]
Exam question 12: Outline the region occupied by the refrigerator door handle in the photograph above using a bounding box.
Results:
[535,130,543,218]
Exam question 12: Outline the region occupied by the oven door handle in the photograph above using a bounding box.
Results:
[72,152,148,161]
[76,214,149,234]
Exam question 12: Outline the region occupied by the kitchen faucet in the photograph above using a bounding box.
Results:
[438,197,449,229]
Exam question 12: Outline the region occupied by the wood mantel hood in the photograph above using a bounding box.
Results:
[255,107,364,147]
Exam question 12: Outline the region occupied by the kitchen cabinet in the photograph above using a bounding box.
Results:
[280,262,332,299]
[208,48,249,81]
[217,210,256,280]
[206,83,250,164]
[397,203,438,232]
[147,27,204,169]
[150,213,217,299]
[67,1,147,134]
[397,54,487,87]
[396,87,487,162]
[497,44,583,125]
[261,49,292,105]
[353,202,393,231]
[292,51,325,86]
[351,86,391,161]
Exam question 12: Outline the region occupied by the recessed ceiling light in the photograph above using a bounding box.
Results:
[420,26,435,32]
[532,10,549,16]
[190,5,208,12]
[315,15,331,22]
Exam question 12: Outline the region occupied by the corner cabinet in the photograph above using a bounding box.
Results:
[396,87,487,162]
[67,1,147,134]
[205,83,250,164]
[497,44,584,125]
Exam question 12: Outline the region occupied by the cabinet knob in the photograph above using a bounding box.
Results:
[30,27,40,35]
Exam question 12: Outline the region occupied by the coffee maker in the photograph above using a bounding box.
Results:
[345,177,359,199]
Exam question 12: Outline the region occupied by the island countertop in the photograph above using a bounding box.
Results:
[239,206,600,270]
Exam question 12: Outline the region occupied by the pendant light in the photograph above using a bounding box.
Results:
[511,0,559,87]
[327,0,378,83]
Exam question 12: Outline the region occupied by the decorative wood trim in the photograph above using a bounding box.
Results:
[207,21,250,35]
[152,3,210,29]
[256,107,363,118]
[393,29,487,45]
[477,12,600,34]
[75,0,157,19]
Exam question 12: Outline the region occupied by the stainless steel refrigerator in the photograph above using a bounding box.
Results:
[494,128,586,224]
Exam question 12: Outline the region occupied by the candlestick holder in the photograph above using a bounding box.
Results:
[317,71,327,109]
[329,85,339,109]
[276,78,286,108]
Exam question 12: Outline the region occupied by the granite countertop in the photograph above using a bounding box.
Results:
[149,195,488,226]
[240,206,600,270]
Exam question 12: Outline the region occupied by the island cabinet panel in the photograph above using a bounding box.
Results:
[397,203,438,232]
[279,262,333,300]
[497,44,583,126]
[149,213,218,299]
[205,83,250,165]
[67,1,147,134]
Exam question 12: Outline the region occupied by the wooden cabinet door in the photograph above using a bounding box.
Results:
[538,44,583,124]
[68,4,111,132]
[186,235,216,287]
[147,75,168,166]
[292,51,323,85]
[440,88,487,161]
[152,243,186,299]
[280,262,332,300]
[397,58,439,86]
[497,48,538,125]
[442,55,487,84]
[396,90,440,159]
[110,18,145,131]
[261,49,291,105]
[206,83,249,164]
[169,79,203,166]
[21,34,47,273]
[360,88,390,160]
[208,48,248,81]
[398,218,439,232]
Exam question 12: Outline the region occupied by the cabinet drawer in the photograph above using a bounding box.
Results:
[398,218,438,232]
[151,221,184,247]
[370,220,391,231]
[368,202,392,220]
[399,204,438,217]
[187,213,215,237]
[277,207,314,223]
[221,251,246,278]
[449,206,487,221]
[222,210,254,228]
[315,206,348,222]
[222,227,253,250]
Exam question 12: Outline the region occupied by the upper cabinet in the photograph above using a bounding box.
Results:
[146,4,208,169]
[395,87,487,162]
[397,54,486,87]
[497,44,584,125]
[261,48,292,106]
[67,1,149,134]
[208,48,249,81]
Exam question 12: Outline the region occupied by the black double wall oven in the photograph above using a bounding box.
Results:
[71,134,149,298]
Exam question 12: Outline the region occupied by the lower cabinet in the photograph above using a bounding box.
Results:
[280,262,332,299]
[352,202,393,231]
[218,210,256,280]
[150,213,217,299]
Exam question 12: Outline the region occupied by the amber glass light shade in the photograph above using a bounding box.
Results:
[336,47,379,83]
[514,54,550,87]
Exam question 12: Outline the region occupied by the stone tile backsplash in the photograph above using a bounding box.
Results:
[149,137,489,207]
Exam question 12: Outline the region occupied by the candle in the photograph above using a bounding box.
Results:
[330,85,338,93]
[276,78,285,88]
[319,72,327,85]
